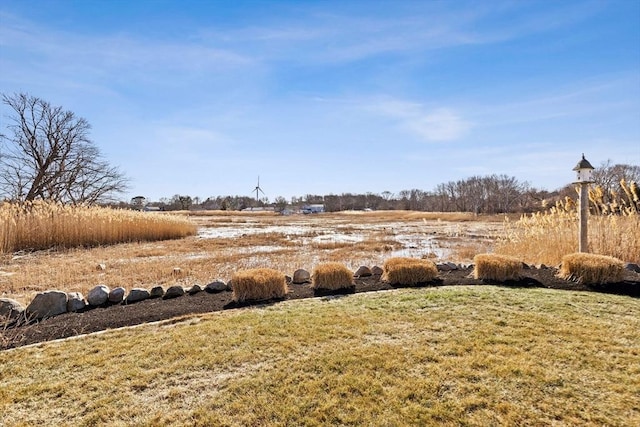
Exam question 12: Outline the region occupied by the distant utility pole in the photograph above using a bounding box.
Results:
[572,154,595,252]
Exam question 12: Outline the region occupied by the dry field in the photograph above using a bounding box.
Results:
[0,211,502,304]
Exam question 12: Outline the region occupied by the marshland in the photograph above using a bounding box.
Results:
[2,1,640,424]
[1,202,639,426]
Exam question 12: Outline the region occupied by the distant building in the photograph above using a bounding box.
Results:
[302,204,325,214]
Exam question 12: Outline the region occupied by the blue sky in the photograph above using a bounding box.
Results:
[1,0,639,202]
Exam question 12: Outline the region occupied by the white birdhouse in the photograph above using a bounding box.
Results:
[572,154,595,183]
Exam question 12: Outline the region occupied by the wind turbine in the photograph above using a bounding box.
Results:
[253,176,265,203]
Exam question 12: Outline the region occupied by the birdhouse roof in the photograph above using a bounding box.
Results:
[572,154,594,171]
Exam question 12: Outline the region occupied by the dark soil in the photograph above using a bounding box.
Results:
[2,266,638,351]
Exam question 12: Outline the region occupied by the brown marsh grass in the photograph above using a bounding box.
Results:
[382,257,438,285]
[340,210,507,223]
[473,254,522,282]
[1,286,638,426]
[558,253,626,285]
[311,262,354,291]
[1,211,505,304]
[496,209,640,265]
[0,201,197,253]
[231,268,287,302]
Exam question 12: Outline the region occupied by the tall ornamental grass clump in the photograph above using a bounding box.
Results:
[495,205,640,265]
[231,268,288,302]
[311,262,354,291]
[0,201,197,253]
[558,253,626,285]
[473,253,522,282]
[382,257,438,286]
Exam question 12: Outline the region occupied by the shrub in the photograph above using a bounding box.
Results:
[312,263,354,291]
[382,257,438,285]
[231,268,287,302]
[473,254,522,282]
[558,253,625,285]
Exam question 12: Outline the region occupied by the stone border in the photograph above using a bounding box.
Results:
[2,261,638,324]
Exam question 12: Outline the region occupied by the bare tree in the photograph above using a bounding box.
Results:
[592,160,640,201]
[0,93,129,203]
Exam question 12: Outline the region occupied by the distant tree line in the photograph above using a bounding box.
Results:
[139,163,638,215]
[140,174,552,214]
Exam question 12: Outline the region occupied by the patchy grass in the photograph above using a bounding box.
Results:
[1,287,638,426]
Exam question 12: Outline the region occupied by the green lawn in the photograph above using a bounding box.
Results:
[1,286,639,426]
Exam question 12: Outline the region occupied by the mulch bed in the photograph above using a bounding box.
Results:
[2,266,638,351]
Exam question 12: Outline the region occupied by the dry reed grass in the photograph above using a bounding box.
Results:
[495,208,640,265]
[473,253,522,281]
[558,253,626,285]
[231,268,287,302]
[311,262,355,290]
[0,201,197,253]
[382,257,438,285]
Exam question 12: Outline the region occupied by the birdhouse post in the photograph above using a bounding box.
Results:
[572,154,595,252]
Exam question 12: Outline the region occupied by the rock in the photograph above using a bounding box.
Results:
[87,285,110,306]
[26,290,68,319]
[189,284,203,295]
[292,269,311,284]
[354,266,372,277]
[164,285,185,299]
[625,263,640,273]
[445,262,458,270]
[371,266,384,276]
[108,287,126,304]
[205,280,228,293]
[0,298,25,321]
[522,262,531,270]
[149,286,165,298]
[67,292,86,312]
[437,263,453,272]
[126,288,150,304]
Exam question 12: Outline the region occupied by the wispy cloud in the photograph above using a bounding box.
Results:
[0,0,605,84]
[367,99,471,142]
[467,74,640,128]
[194,1,604,65]
[0,12,254,87]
